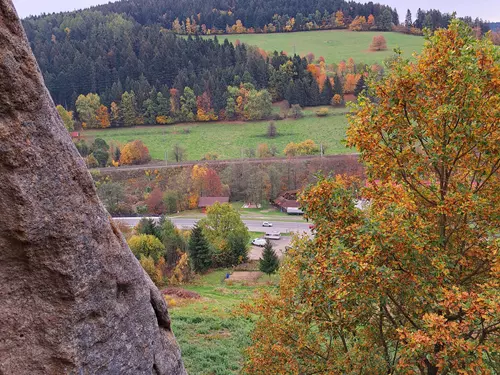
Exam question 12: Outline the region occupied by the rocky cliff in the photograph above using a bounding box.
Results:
[0,1,186,373]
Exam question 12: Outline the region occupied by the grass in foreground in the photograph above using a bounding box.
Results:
[168,269,277,375]
[206,30,424,64]
[83,108,350,161]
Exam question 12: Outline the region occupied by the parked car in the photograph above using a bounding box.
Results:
[309,224,316,230]
[251,238,267,247]
[264,232,281,240]
[262,221,273,227]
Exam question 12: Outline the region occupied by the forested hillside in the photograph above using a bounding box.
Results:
[22,0,491,129]
[82,0,399,31]
[23,10,367,128]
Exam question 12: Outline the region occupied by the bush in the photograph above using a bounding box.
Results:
[315,107,329,117]
[163,191,179,214]
[331,94,343,106]
[119,140,151,165]
[289,104,303,119]
[146,188,165,215]
[257,143,272,158]
[128,234,165,262]
[85,154,99,168]
[284,140,320,157]
[139,255,164,286]
[201,152,219,161]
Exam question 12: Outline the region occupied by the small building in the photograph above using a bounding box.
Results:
[198,197,230,211]
[273,190,303,214]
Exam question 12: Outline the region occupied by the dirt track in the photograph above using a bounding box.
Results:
[93,153,360,173]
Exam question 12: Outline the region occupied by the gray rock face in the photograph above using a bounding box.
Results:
[0,1,186,374]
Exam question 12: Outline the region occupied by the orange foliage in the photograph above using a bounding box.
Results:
[96,105,110,128]
[119,140,151,165]
[343,73,361,94]
[241,21,500,375]
[370,35,388,51]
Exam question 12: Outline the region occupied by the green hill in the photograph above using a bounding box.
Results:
[209,30,424,64]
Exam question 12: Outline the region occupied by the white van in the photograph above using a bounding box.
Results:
[264,232,281,240]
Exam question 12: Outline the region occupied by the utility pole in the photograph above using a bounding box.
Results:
[320,143,323,157]
[164,150,168,166]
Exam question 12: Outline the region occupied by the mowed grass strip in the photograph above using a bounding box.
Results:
[206,29,424,64]
[83,109,352,161]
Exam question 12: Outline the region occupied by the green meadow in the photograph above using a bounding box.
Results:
[208,30,424,64]
[83,108,352,161]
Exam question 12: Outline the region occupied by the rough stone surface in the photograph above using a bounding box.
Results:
[0,1,187,374]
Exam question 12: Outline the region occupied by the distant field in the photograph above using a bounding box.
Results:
[83,108,352,161]
[208,30,424,64]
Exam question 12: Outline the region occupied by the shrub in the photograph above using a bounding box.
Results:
[201,152,219,160]
[119,140,151,165]
[284,140,319,157]
[85,154,99,168]
[315,107,329,117]
[332,94,342,106]
[289,104,303,119]
[128,234,165,262]
[146,188,164,215]
[169,252,192,285]
[257,143,272,158]
[139,255,163,286]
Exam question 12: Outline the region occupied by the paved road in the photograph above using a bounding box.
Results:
[113,216,311,234]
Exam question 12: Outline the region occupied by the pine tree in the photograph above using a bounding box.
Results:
[405,9,412,28]
[121,91,137,126]
[354,75,366,97]
[333,75,343,98]
[320,77,333,105]
[259,239,279,276]
[188,224,212,273]
[113,147,121,162]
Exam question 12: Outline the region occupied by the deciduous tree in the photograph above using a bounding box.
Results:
[128,234,165,262]
[244,20,500,375]
[56,105,75,131]
[370,35,388,51]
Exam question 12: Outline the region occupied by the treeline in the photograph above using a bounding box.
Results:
[395,8,490,36]
[79,0,399,32]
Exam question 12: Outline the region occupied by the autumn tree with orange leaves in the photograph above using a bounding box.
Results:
[243,20,500,375]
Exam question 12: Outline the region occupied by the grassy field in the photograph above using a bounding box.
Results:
[83,107,352,161]
[208,30,424,64]
[168,269,277,374]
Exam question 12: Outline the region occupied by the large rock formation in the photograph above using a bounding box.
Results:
[0,1,186,374]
